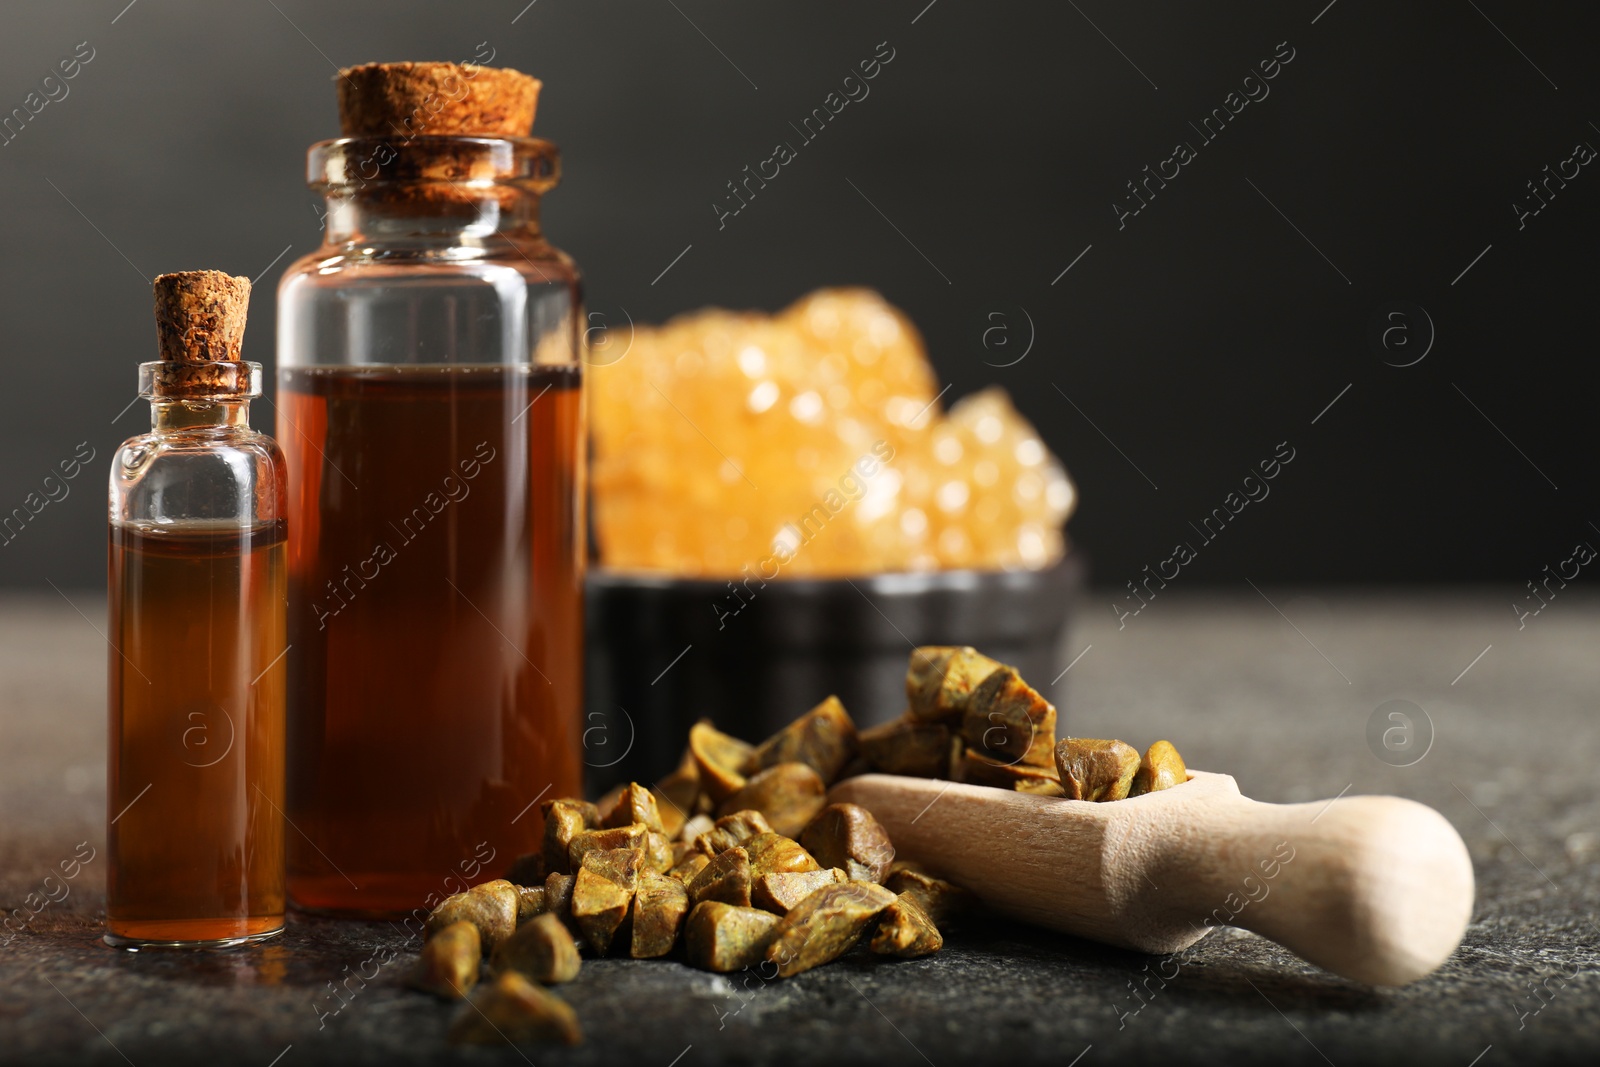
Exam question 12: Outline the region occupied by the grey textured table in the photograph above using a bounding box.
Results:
[2,590,1596,1066]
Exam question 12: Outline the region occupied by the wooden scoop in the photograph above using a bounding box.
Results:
[829,771,1474,986]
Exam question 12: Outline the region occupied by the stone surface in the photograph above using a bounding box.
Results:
[2,592,1598,1064]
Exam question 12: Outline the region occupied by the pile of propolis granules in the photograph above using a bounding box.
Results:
[408,646,1191,1048]
[410,676,974,1048]
[589,289,1077,576]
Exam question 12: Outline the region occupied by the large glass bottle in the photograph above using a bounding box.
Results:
[277,111,585,914]
[107,271,287,946]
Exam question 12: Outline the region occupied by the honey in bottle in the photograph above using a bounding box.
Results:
[106,271,288,946]
[276,63,584,916]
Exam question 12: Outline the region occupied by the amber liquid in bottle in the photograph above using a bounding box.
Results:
[280,364,584,916]
[106,522,288,944]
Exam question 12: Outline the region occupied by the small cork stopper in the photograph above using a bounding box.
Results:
[153,271,251,363]
[337,62,540,139]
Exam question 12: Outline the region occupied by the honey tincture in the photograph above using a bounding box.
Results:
[106,270,288,947]
[277,62,584,916]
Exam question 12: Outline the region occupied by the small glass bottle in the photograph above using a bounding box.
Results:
[276,63,584,916]
[106,271,288,947]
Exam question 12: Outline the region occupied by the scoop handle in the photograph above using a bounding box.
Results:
[1133,791,1474,986]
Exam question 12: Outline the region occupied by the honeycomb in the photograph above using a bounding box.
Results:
[589,289,1075,576]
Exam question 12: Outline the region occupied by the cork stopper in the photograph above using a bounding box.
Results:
[154,271,251,363]
[337,62,541,139]
[144,272,258,398]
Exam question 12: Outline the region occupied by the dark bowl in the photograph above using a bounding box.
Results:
[581,554,1086,791]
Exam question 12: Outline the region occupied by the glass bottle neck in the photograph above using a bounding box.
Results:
[151,399,252,432]
[308,136,557,246]
[323,191,541,244]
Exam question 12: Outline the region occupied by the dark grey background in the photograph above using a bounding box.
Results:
[2,0,1595,592]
